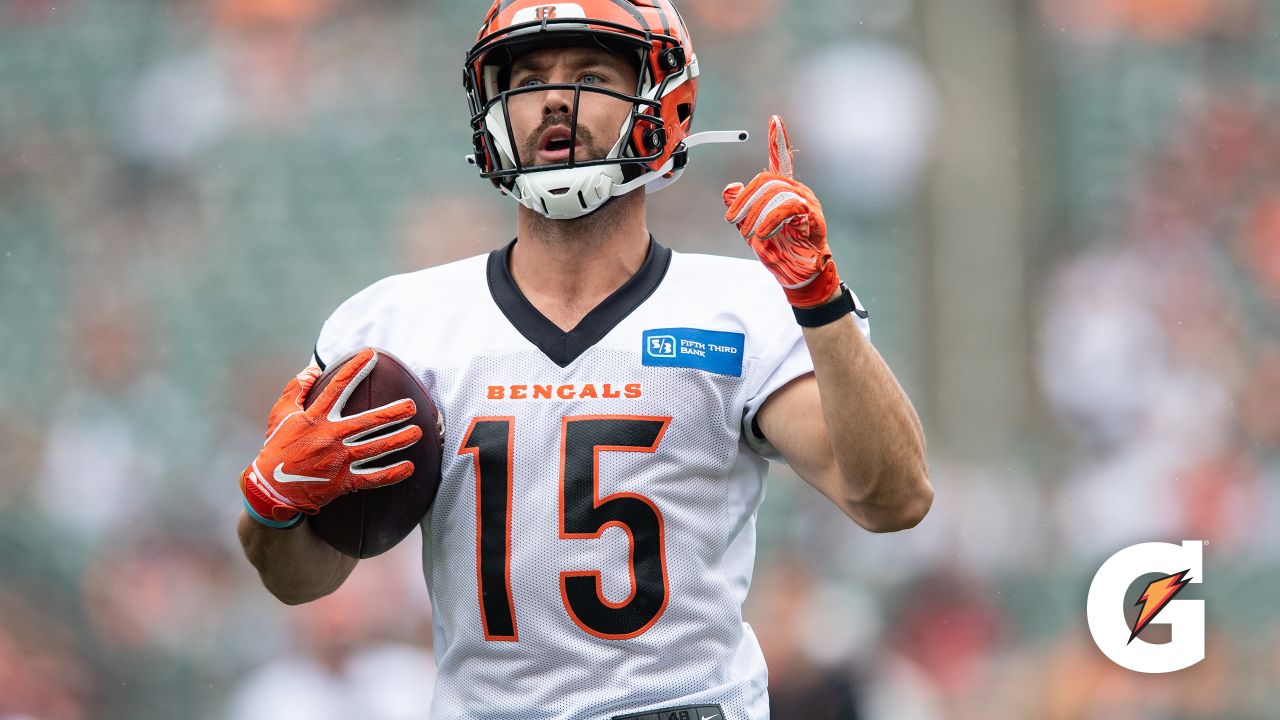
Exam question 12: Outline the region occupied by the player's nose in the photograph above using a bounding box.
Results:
[540,63,579,115]
[541,84,574,116]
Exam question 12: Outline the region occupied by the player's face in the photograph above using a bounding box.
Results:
[506,46,639,168]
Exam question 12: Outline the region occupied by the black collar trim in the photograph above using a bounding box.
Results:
[486,237,671,367]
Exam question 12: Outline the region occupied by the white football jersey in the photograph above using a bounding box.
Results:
[313,239,870,720]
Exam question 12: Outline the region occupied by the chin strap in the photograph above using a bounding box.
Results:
[464,129,750,216]
[616,130,750,196]
[463,129,750,190]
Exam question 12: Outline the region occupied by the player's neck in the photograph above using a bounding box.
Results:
[511,192,650,332]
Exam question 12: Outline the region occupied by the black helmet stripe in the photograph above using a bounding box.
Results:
[651,0,672,37]
[491,0,650,32]
[606,0,649,31]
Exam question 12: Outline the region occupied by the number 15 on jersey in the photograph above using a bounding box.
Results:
[459,415,672,641]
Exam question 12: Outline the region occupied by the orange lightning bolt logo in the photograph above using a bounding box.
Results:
[1128,569,1192,645]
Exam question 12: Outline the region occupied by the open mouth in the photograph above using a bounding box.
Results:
[534,126,586,163]
[539,126,574,151]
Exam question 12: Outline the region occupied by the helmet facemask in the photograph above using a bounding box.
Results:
[466,20,692,219]
[464,4,745,220]
[485,68,661,218]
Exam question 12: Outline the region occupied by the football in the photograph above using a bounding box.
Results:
[303,348,443,558]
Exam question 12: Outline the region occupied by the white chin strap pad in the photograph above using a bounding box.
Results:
[498,129,749,220]
[511,164,627,220]
[476,126,750,221]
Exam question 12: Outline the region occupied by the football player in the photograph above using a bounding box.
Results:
[238,1,932,717]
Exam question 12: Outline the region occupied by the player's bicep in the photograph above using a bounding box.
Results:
[755,373,840,493]
[758,375,891,530]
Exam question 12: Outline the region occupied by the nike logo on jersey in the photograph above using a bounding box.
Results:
[273,463,329,484]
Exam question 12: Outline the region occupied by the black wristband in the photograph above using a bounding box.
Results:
[792,282,865,328]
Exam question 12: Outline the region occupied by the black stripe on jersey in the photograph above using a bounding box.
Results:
[487,236,672,367]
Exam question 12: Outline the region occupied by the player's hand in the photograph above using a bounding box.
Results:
[240,348,424,526]
[722,115,839,308]
[264,363,322,439]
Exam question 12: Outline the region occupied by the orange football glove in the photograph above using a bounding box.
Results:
[239,348,423,529]
[264,362,323,439]
[723,115,839,308]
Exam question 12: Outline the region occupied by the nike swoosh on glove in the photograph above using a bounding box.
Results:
[240,348,423,527]
[722,115,840,308]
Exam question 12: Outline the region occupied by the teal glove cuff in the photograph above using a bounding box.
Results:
[243,498,305,530]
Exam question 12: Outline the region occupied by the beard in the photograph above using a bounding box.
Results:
[521,113,611,166]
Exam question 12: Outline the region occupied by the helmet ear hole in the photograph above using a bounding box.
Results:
[676,103,692,125]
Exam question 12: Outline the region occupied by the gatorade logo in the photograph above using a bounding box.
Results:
[1086,540,1205,673]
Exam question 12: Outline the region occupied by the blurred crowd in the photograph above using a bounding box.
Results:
[1,0,1278,718]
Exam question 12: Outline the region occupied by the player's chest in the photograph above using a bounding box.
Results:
[426,347,750,486]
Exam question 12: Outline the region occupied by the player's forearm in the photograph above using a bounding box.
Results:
[237,510,357,605]
[803,313,931,532]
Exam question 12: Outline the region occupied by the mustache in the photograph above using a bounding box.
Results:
[522,114,600,162]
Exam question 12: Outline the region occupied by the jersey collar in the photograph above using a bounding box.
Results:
[486,236,672,367]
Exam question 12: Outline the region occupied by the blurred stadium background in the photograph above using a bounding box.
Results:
[2,0,1279,717]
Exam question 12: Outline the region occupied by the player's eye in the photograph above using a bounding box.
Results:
[519,77,544,87]
[580,73,604,86]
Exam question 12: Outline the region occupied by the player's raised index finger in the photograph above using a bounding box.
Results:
[767,115,794,179]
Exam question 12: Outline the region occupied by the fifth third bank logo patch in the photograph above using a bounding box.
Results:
[1086,540,1205,673]
[642,328,745,377]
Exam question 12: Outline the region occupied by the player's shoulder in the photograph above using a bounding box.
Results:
[340,253,489,313]
[662,247,871,341]
[640,248,800,352]
[668,249,773,283]
[315,253,491,363]
[668,248,778,287]
[663,249,791,310]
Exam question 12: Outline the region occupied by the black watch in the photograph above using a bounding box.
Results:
[791,282,866,328]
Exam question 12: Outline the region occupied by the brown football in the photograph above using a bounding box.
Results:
[303,348,442,559]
